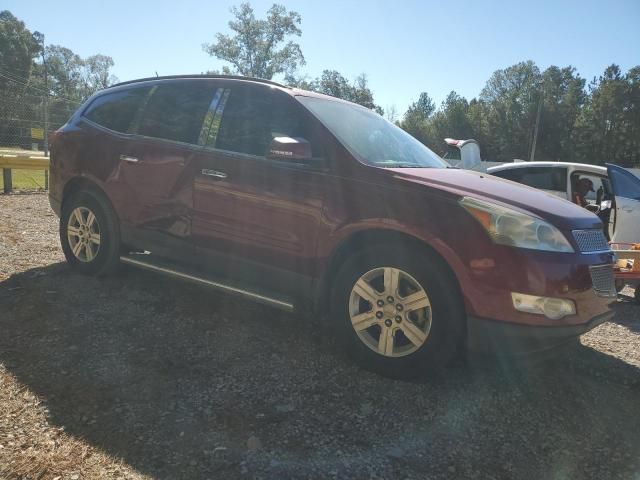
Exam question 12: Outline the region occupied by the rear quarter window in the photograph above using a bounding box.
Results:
[83,87,150,133]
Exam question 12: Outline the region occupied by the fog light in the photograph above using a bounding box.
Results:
[511,293,576,320]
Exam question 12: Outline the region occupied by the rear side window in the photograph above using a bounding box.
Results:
[494,167,566,192]
[83,87,150,133]
[216,87,313,157]
[137,82,218,145]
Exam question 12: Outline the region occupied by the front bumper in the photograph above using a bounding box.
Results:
[467,309,613,355]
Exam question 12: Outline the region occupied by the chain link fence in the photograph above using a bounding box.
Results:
[0,87,81,151]
[0,85,81,191]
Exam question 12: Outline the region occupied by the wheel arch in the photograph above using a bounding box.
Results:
[62,176,117,215]
[314,227,466,319]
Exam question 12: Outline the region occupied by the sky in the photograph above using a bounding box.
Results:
[4,0,640,115]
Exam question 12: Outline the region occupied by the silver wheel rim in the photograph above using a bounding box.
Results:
[349,267,432,358]
[67,206,101,263]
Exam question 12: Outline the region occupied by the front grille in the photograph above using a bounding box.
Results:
[589,264,617,298]
[572,229,610,253]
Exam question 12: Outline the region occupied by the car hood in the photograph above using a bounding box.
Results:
[387,167,602,230]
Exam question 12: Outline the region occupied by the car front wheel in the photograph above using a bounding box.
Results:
[331,245,464,379]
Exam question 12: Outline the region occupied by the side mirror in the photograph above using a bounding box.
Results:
[267,136,312,162]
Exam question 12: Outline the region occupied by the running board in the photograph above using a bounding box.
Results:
[120,255,295,312]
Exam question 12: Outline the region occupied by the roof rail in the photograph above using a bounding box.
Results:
[110,74,289,89]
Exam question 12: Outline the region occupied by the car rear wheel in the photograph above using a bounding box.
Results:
[330,245,464,379]
[60,190,120,275]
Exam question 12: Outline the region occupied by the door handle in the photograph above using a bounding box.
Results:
[120,154,139,163]
[201,169,227,179]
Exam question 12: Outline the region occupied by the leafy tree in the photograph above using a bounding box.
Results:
[0,11,43,146]
[351,73,381,113]
[82,54,118,96]
[288,69,383,114]
[427,91,474,155]
[479,60,541,161]
[408,92,436,119]
[311,70,353,99]
[0,10,41,89]
[203,2,305,80]
[534,66,585,162]
[0,10,119,146]
[624,66,640,165]
[573,64,639,165]
[399,92,435,145]
[41,45,84,101]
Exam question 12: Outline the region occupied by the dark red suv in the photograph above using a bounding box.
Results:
[49,75,616,378]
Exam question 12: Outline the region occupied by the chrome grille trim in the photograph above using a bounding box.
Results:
[589,264,617,298]
[572,229,610,253]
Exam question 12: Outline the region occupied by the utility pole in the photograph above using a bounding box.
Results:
[529,88,543,162]
[41,35,49,157]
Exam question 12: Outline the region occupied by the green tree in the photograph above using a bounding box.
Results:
[479,60,542,161]
[203,2,305,80]
[40,45,84,101]
[0,11,41,89]
[351,73,382,113]
[399,92,435,145]
[288,69,383,114]
[535,66,586,162]
[0,11,42,146]
[573,64,639,165]
[623,66,640,165]
[81,54,118,96]
[398,60,640,166]
[409,92,436,119]
[427,91,474,155]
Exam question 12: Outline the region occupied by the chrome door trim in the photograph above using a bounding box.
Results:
[120,256,294,311]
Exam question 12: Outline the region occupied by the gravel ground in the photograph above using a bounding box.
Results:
[1,192,639,480]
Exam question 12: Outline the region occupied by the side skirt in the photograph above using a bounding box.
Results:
[120,253,295,312]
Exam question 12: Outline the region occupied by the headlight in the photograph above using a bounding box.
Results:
[460,197,574,253]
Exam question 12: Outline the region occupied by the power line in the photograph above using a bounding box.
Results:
[0,69,81,104]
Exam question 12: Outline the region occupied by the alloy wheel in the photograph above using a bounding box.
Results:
[67,206,101,262]
[348,267,432,358]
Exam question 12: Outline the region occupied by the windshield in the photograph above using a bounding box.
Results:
[298,96,448,168]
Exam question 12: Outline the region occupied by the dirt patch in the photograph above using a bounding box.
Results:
[1,193,639,479]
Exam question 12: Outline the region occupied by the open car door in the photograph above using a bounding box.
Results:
[607,163,640,244]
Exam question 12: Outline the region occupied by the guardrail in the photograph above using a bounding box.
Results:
[0,153,50,193]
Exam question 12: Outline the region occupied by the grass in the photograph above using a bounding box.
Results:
[0,146,48,191]
[0,169,47,190]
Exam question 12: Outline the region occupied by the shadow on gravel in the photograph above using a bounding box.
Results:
[1,263,639,479]
[610,293,640,333]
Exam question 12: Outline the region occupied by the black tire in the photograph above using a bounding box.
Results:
[329,244,465,379]
[60,189,121,276]
[635,285,640,305]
